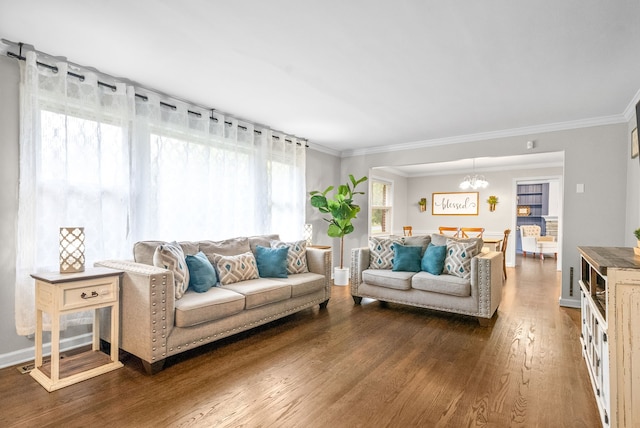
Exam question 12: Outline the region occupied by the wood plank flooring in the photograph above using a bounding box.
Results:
[0,256,601,427]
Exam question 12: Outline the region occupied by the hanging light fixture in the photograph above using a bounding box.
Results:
[459,159,489,190]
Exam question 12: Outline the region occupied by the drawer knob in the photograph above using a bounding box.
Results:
[81,291,99,299]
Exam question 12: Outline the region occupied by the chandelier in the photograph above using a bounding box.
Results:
[459,159,488,190]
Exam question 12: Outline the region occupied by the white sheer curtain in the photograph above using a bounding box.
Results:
[131,94,306,242]
[15,50,307,335]
[15,52,134,335]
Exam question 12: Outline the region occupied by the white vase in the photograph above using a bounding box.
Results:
[334,267,350,286]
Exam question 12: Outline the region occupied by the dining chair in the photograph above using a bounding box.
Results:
[501,229,511,280]
[460,227,484,238]
[403,226,413,236]
[438,226,460,237]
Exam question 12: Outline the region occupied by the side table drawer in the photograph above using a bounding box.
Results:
[62,278,117,310]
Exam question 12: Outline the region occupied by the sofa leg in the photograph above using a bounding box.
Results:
[142,359,166,375]
[319,299,329,309]
[477,317,491,327]
[352,296,362,305]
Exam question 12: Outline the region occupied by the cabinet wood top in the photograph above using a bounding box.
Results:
[578,246,640,274]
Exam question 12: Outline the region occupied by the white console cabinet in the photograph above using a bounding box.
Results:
[578,247,640,428]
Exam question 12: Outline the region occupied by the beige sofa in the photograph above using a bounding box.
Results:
[350,234,503,325]
[96,235,331,374]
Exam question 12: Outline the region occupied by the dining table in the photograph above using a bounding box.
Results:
[482,238,503,252]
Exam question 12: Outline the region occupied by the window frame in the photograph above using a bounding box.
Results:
[369,176,393,236]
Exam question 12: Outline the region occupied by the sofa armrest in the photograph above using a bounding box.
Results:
[306,247,332,299]
[350,247,370,295]
[95,260,175,365]
[472,251,503,319]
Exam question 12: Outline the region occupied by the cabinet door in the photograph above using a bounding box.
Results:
[608,270,640,428]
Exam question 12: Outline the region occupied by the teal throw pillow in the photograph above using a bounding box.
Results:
[185,251,218,293]
[255,245,289,278]
[392,244,422,272]
[421,243,447,275]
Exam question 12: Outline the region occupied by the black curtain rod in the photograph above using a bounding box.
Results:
[6,46,307,147]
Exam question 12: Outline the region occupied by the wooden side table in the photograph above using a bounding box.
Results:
[30,267,123,391]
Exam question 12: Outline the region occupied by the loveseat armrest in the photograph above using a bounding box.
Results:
[350,247,370,295]
[473,251,504,320]
[95,260,175,365]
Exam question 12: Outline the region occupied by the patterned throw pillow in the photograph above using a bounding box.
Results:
[211,251,260,285]
[369,236,402,269]
[153,241,190,300]
[271,240,308,274]
[445,239,478,279]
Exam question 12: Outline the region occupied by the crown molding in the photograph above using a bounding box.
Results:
[623,88,640,122]
[306,142,341,157]
[340,114,628,158]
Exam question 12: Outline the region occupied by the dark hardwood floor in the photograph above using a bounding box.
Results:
[0,256,600,427]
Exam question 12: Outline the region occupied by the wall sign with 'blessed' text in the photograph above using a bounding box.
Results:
[432,192,479,216]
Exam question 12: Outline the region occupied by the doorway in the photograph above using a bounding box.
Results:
[512,176,563,271]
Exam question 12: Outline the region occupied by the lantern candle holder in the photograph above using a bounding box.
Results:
[59,227,85,273]
[304,223,313,247]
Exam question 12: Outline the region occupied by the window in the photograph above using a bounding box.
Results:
[370,178,393,235]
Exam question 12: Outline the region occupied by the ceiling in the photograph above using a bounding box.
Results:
[1,1,640,156]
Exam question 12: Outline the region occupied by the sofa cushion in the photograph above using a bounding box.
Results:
[411,271,471,297]
[153,242,190,300]
[421,243,447,275]
[444,239,477,280]
[185,251,218,293]
[223,278,292,309]
[402,235,431,256]
[199,237,251,259]
[430,233,483,255]
[369,236,402,269]
[271,240,308,274]
[274,272,326,297]
[362,269,415,290]
[174,287,246,327]
[248,234,280,252]
[211,251,260,285]
[392,244,422,272]
[255,245,289,278]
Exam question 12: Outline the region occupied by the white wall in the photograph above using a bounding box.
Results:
[625,114,640,246]
[402,167,562,238]
[305,148,342,267]
[0,55,27,357]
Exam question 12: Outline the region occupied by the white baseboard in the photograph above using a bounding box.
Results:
[559,297,581,308]
[0,333,93,369]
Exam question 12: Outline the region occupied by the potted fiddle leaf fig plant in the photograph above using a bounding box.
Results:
[309,174,368,285]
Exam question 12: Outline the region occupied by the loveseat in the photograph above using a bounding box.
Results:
[96,234,332,374]
[350,234,503,325]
